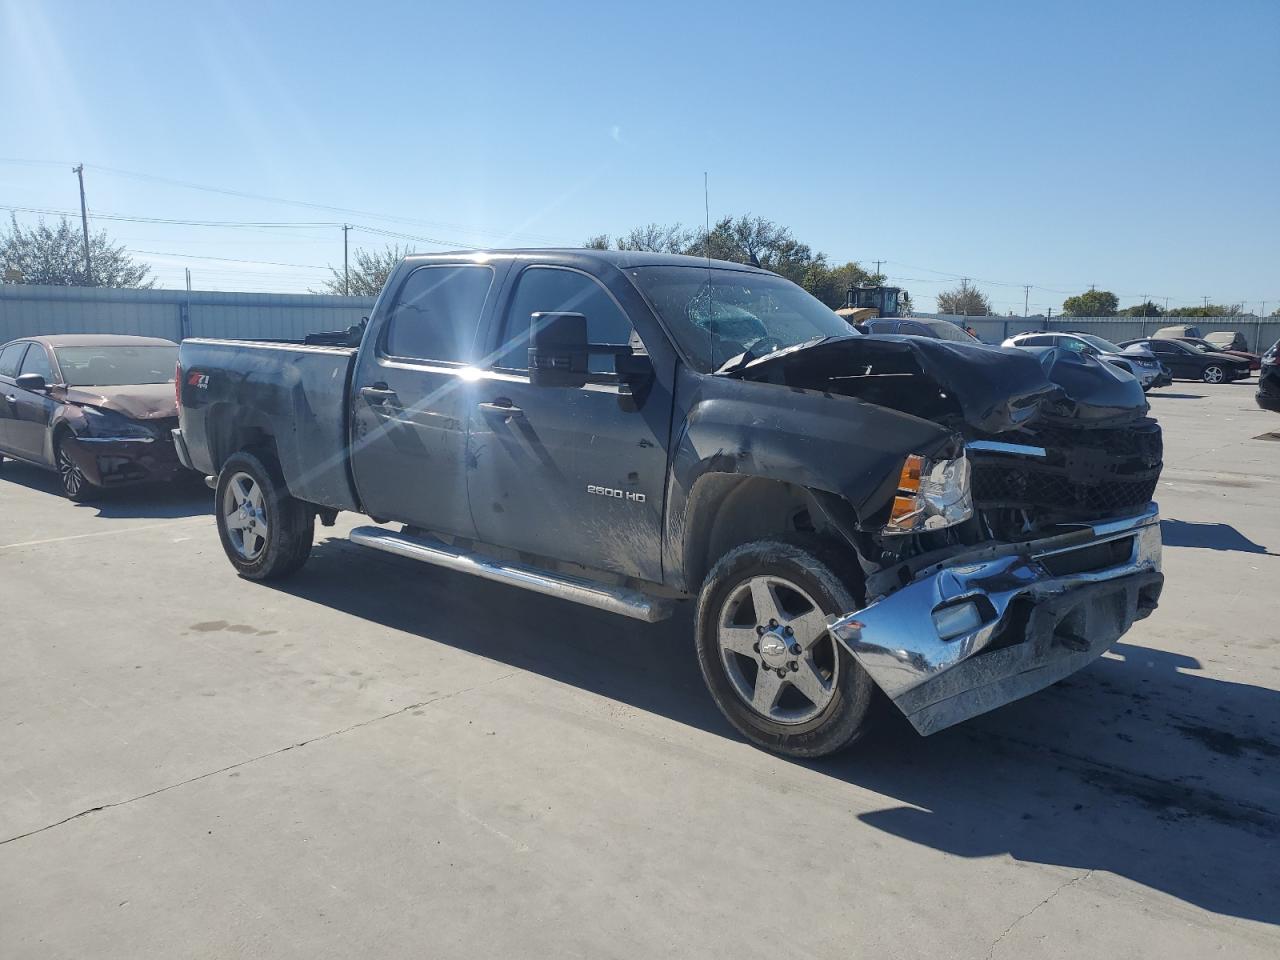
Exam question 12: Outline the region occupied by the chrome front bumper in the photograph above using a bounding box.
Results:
[829,504,1163,735]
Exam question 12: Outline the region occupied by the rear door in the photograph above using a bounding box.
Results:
[349,262,504,537]
[9,343,58,463]
[0,342,30,456]
[468,264,669,582]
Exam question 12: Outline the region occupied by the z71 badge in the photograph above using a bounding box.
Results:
[587,484,645,503]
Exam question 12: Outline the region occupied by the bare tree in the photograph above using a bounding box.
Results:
[936,280,991,316]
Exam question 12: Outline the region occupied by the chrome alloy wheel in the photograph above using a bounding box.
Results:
[57,445,86,497]
[223,471,270,561]
[717,575,840,724]
[1202,365,1225,384]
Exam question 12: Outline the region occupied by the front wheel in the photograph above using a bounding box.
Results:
[695,538,878,758]
[215,450,314,580]
[1202,365,1226,384]
[55,433,98,502]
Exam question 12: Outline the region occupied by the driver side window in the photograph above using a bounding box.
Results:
[495,267,634,375]
[20,344,54,381]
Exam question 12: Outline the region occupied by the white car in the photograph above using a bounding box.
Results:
[1002,331,1163,391]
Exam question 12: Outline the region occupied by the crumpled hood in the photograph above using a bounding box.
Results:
[62,383,177,420]
[728,335,1150,433]
[728,335,1058,433]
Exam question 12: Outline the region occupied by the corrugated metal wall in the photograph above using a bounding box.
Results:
[928,313,1280,352]
[0,284,376,343]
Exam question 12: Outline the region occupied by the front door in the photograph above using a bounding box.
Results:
[9,342,58,463]
[1148,340,1193,377]
[0,342,31,457]
[349,262,501,537]
[468,265,669,582]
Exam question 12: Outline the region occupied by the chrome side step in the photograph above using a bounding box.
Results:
[348,526,675,623]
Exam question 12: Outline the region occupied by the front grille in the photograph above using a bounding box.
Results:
[971,418,1162,521]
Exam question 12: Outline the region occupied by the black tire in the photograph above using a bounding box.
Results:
[55,432,98,502]
[214,449,313,580]
[1201,365,1226,384]
[695,537,878,758]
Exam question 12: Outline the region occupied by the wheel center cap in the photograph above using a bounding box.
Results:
[759,630,789,667]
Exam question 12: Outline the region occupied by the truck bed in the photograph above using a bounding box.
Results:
[179,338,361,511]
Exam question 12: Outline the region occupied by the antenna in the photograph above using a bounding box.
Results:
[704,172,713,365]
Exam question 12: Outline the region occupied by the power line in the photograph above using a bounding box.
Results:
[0,156,571,246]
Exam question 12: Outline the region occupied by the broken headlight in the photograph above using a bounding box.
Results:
[884,453,973,534]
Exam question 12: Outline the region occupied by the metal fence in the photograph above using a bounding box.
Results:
[925,313,1280,353]
[0,284,376,344]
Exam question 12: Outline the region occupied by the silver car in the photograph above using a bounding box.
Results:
[1001,331,1162,390]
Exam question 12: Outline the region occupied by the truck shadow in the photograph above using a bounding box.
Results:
[0,459,210,518]
[274,537,1280,926]
[1161,518,1276,555]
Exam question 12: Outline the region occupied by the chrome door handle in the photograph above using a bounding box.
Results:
[359,385,397,403]
[477,400,522,416]
[4,394,16,403]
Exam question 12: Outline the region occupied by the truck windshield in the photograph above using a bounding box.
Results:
[627,266,853,372]
[54,345,178,386]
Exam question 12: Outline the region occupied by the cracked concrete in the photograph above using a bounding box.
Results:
[2,386,1279,958]
[986,870,1094,959]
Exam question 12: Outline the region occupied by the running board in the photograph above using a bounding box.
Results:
[348,526,675,623]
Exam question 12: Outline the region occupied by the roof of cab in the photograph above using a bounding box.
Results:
[399,248,773,274]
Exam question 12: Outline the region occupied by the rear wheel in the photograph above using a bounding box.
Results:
[695,537,878,758]
[215,450,314,580]
[1202,365,1226,384]
[55,433,97,502]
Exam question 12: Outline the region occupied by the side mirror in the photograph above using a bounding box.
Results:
[529,312,589,388]
[15,373,47,392]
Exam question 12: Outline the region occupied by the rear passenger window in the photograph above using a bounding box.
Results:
[383,265,494,363]
[495,267,634,374]
[0,342,28,378]
[19,344,54,381]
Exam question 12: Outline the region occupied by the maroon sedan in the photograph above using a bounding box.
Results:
[0,334,186,501]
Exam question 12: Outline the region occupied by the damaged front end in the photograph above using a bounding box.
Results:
[829,506,1163,734]
[733,335,1165,734]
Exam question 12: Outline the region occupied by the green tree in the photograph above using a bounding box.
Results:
[937,281,992,316]
[318,243,409,296]
[1062,289,1119,316]
[1167,304,1242,317]
[586,214,879,308]
[614,223,693,253]
[0,215,152,288]
[1119,300,1164,317]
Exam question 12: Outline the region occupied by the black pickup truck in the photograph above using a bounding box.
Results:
[174,250,1164,758]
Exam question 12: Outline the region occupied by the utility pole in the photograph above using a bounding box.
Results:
[1202,296,1210,308]
[72,164,92,284]
[185,268,192,293]
[342,224,351,295]
[1023,285,1030,317]
[1163,297,1170,314]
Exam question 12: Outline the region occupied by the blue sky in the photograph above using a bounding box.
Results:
[1,0,1276,313]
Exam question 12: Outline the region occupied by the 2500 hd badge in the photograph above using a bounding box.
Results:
[587,484,646,503]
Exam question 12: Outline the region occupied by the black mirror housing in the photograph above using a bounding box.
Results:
[15,373,47,392]
[529,312,589,388]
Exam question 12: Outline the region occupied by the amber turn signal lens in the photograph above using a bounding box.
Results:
[897,454,924,493]
[889,494,918,524]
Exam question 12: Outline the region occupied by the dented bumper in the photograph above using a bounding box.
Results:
[63,435,184,488]
[829,504,1163,735]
